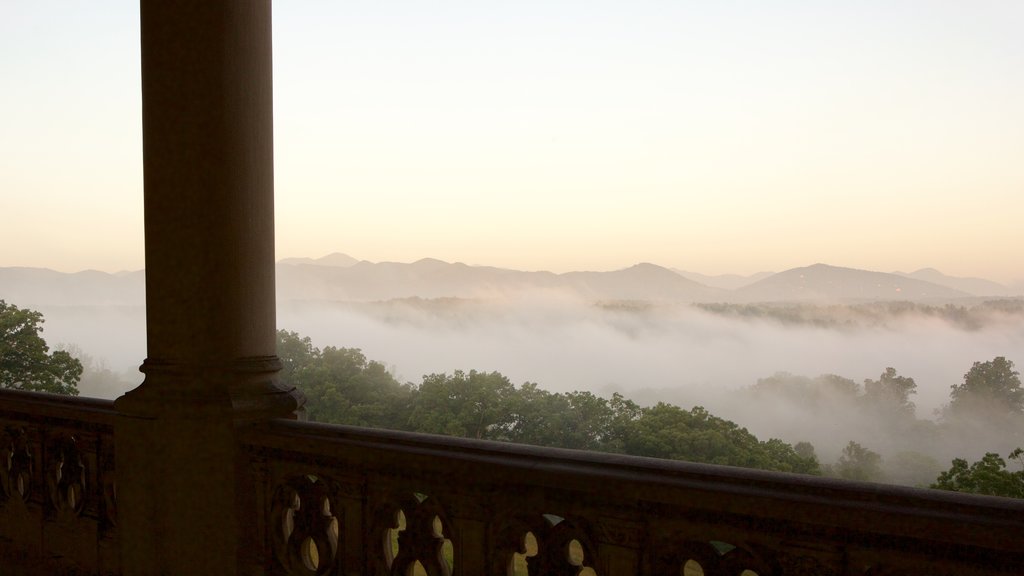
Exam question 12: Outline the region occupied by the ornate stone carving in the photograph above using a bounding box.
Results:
[271,475,339,576]
[0,426,33,503]
[46,434,87,519]
[376,492,454,576]
[595,516,644,549]
[495,514,598,576]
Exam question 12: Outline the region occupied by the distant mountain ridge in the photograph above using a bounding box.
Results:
[278,252,359,268]
[672,269,775,290]
[893,268,1011,298]
[735,263,973,302]
[276,259,724,302]
[1,257,1019,307]
[0,267,145,307]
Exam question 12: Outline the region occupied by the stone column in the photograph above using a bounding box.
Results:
[114,1,303,573]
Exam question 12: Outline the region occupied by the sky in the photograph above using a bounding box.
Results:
[2,1,1023,283]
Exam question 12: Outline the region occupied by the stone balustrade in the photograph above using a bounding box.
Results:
[2,390,1022,575]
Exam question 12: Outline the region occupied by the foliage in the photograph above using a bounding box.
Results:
[931,449,1024,499]
[862,367,917,417]
[751,368,916,419]
[503,388,641,451]
[0,300,81,395]
[275,329,820,475]
[276,328,1024,490]
[947,357,1023,417]
[498,381,566,445]
[276,330,409,427]
[832,441,884,482]
[620,403,819,473]
[408,370,517,439]
[749,372,860,415]
[793,441,817,462]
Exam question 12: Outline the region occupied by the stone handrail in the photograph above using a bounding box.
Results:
[242,419,1024,576]
[0,390,118,575]
[2,389,1023,575]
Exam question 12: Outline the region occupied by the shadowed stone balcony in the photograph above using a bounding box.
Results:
[2,388,1022,575]
[7,2,1021,573]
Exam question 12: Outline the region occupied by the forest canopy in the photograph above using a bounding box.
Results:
[275,330,820,475]
[275,329,1023,497]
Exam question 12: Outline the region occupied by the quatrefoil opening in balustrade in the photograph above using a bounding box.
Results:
[271,475,339,576]
[0,427,33,503]
[47,434,86,518]
[381,492,453,576]
[500,514,598,576]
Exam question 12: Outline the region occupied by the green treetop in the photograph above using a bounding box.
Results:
[0,300,81,396]
[948,357,1023,417]
[931,449,1024,499]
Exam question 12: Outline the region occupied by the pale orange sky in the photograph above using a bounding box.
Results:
[2,1,1023,284]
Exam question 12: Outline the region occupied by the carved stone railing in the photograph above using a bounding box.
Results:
[0,390,118,575]
[243,420,1024,576]
[2,390,1023,575]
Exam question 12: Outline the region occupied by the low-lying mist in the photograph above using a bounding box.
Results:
[37,293,1024,482]
[277,296,1021,412]
[277,294,1024,473]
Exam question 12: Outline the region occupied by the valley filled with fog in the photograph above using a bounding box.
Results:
[280,295,1024,463]
[5,259,1024,480]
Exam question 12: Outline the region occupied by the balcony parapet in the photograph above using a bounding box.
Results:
[0,389,117,575]
[243,419,1024,576]
[2,389,1023,575]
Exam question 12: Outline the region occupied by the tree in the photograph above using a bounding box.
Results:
[832,441,883,482]
[947,357,1023,416]
[408,370,517,439]
[558,391,616,451]
[931,449,1024,499]
[275,330,409,427]
[272,329,820,475]
[747,372,859,410]
[502,381,566,445]
[862,367,917,417]
[0,300,81,395]
[276,330,318,383]
[604,392,643,453]
[794,441,818,462]
[621,403,820,474]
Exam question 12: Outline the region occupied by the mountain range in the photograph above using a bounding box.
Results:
[2,253,1019,307]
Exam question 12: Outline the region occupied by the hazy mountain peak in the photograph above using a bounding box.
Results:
[278,252,359,267]
[624,262,674,273]
[317,252,359,267]
[737,263,970,302]
[411,257,451,269]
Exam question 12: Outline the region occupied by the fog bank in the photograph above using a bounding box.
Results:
[278,296,1024,419]
[32,294,1024,472]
